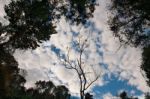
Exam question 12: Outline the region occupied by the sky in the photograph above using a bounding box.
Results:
[0,0,150,99]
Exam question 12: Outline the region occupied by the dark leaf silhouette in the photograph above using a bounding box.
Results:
[141,45,150,87]
[0,0,96,98]
[109,0,150,47]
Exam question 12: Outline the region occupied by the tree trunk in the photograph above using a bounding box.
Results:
[80,91,84,99]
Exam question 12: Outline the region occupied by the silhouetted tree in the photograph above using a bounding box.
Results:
[60,36,101,99]
[26,80,70,99]
[0,0,56,97]
[109,0,150,92]
[85,93,93,99]
[109,0,150,47]
[0,0,96,98]
[0,0,57,50]
[119,91,138,99]
[119,91,128,99]
[0,0,96,49]
[141,45,150,87]
[0,48,26,98]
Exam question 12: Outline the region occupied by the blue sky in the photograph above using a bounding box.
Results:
[71,74,143,99]
[92,75,143,98]
[0,0,149,99]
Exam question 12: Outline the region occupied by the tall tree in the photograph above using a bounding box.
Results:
[60,36,101,99]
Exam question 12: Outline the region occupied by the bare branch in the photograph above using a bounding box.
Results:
[84,74,100,90]
[59,34,101,99]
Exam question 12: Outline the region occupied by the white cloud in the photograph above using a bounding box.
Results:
[137,94,145,99]
[102,93,119,99]
[0,0,149,97]
[0,0,10,24]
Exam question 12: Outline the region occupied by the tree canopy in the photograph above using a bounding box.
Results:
[24,80,70,99]
[0,0,96,98]
[109,0,150,47]
[0,0,56,49]
[1,80,70,99]
[109,0,150,91]
[0,0,96,50]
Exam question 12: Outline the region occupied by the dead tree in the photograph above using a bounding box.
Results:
[60,36,101,99]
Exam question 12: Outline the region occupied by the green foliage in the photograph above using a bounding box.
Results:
[109,0,150,47]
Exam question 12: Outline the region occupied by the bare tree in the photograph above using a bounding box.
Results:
[60,36,101,99]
